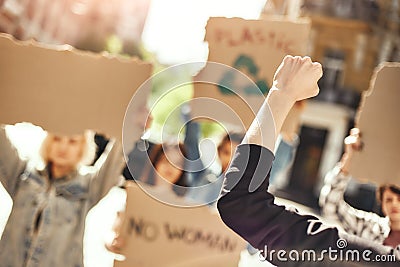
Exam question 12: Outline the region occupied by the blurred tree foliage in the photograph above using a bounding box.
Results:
[105,36,225,142]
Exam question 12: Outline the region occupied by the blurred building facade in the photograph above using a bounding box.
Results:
[262,0,400,210]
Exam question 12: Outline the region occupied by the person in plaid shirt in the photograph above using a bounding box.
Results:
[320,128,400,247]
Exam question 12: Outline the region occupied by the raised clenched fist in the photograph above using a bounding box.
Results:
[272,55,322,102]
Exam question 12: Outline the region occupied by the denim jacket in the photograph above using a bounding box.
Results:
[0,126,123,267]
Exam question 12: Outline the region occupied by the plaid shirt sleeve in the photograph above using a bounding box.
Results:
[319,165,390,243]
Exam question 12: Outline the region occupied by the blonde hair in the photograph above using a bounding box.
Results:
[39,130,97,167]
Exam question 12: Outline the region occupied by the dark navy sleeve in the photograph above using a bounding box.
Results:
[217,144,399,266]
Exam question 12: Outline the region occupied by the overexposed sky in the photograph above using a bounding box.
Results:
[142,0,267,64]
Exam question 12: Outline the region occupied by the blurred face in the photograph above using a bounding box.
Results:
[382,188,400,223]
[155,151,184,185]
[218,140,239,173]
[47,135,85,169]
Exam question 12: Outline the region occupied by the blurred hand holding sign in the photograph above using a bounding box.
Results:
[0,33,152,147]
[192,17,310,131]
[114,183,246,267]
[349,63,400,187]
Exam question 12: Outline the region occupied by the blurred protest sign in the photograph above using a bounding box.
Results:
[114,183,246,267]
[349,63,400,186]
[0,33,152,145]
[192,17,310,130]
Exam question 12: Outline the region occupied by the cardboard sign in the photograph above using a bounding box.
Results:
[114,184,246,267]
[192,17,310,130]
[349,63,400,186]
[0,33,152,143]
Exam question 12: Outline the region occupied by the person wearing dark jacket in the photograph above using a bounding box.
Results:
[217,55,400,266]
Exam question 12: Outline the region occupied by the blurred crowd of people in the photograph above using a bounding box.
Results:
[1,56,400,267]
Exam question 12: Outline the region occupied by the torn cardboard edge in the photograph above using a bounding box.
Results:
[0,33,152,143]
[1,33,149,65]
[349,62,400,186]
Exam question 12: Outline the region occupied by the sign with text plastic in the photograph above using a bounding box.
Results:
[0,33,152,144]
[349,63,400,187]
[192,17,311,130]
[114,183,246,267]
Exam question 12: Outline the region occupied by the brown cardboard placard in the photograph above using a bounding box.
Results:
[114,183,246,267]
[0,33,152,142]
[349,63,400,186]
[192,17,310,130]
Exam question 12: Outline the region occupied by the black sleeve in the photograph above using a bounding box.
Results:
[122,140,154,180]
[93,133,110,165]
[217,144,399,267]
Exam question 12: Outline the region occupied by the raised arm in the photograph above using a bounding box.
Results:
[218,55,327,250]
[0,125,27,196]
[183,113,205,183]
[241,56,321,192]
[217,56,399,266]
[319,129,389,241]
[88,138,124,208]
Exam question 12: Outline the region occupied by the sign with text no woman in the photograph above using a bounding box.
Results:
[114,183,246,267]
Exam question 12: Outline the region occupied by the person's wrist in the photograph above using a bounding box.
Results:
[268,86,297,106]
[339,154,350,175]
[340,165,349,175]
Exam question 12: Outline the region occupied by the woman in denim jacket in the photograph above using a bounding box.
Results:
[0,123,124,267]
